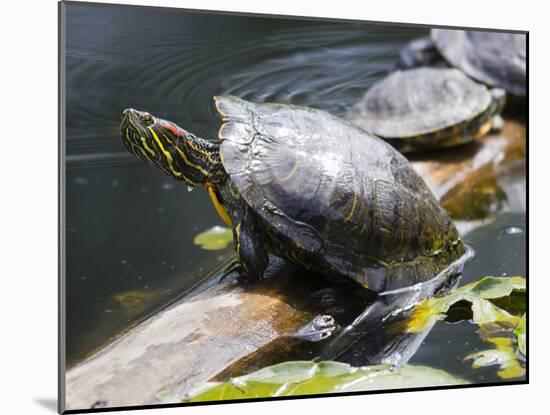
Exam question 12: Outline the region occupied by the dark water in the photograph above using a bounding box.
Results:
[64,2,526,384]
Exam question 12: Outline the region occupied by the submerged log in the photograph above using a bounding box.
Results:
[65,120,525,410]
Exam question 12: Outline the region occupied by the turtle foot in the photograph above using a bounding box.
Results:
[218,259,243,283]
[294,315,338,342]
[219,260,264,285]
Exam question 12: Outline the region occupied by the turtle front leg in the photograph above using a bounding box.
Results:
[233,206,269,281]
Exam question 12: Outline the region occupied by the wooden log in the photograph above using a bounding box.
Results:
[65,263,369,410]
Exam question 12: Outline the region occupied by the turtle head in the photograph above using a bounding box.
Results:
[120,108,224,186]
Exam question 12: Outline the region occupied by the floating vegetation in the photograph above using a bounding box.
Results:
[193,226,233,251]
[113,290,156,312]
[183,362,466,402]
[388,276,525,334]
[387,275,526,380]
[515,313,526,356]
[465,327,525,379]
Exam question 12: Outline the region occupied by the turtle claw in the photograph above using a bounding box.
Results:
[218,259,243,283]
[218,259,264,284]
[294,315,338,342]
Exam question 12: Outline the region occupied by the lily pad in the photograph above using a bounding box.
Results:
[514,313,526,356]
[185,361,467,402]
[388,276,527,381]
[391,276,525,334]
[193,226,233,251]
[465,336,525,379]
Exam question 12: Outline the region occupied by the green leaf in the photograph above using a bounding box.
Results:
[469,276,514,298]
[193,226,233,251]
[514,313,526,356]
[465,336,525,379]
[236,361,322,385]
[185,362,467,402]
[471,299,519,326]
[510,276,526,291]
[336,365,468,392]
[386,276,527,381]
[392,276,526,334]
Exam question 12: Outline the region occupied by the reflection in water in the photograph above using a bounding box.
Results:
[66,5,427,169]
[316,287,447,368]
[500,225,523,236]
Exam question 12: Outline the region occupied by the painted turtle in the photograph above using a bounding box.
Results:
[120,96,469,293]
[347,68,506,152]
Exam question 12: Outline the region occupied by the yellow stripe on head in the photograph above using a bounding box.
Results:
[140,137,156,157]
[156,128,212,177]
[148,127,183,178]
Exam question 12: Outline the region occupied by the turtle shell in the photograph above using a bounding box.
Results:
[432,29,526,97]
[214,95,466,292]
[348,68,493,141]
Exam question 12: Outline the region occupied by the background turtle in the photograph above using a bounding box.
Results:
[347,68,506,153]
[432,29,526,97]
[120,96,468,293]
[396,36,446,70]
[397,29,526,97]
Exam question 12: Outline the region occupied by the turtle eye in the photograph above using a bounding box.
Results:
[141,112,153,125]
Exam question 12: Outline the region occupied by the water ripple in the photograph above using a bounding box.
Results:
[65,6,427,168]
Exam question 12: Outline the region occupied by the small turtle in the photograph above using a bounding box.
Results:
[347,68,506,153]
[120,96,470,293]
[397,29,526,97]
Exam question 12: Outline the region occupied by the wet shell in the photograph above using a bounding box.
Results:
[214,95,466,292]
[348,68,493,139]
